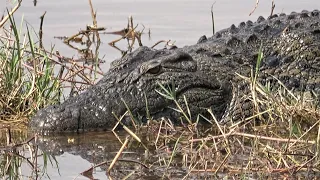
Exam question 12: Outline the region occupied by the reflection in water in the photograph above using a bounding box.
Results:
[61,15,147,59]
[0,129,54,179]
[37,152,107,180]
[36,131,171,179]
[0,129,162,179]
[107,16,144,52]
[1,127,319,179]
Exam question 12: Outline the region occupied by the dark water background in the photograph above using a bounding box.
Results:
[1,0,319,179]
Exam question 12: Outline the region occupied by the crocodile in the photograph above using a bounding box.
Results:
[30,10,320,132]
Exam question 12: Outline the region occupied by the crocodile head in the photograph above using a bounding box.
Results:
[30,46,232,133]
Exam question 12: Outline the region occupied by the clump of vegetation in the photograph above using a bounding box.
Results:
[0,10,61,126]
[0,4,64,177]
[0,1,107,126]
[0,1,106,178]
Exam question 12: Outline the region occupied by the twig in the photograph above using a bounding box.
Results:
[151,40,167,48]
[57,79,92,85]
[189,131,316,144]
[86,26,105,31]
[216,151,230,174]
[151,40,175,49]
[135,24,144,46]
[270,0,276,16]
[108,24,139,46]
[39,11,46,49]
[234,132,315,144]
[211,2,216,35]
[88,0,97,27]
[88,0,101,42]
[63,27,105,44]
[81,158,148,177]
[0,135,35,151]
[0,0,22,28]
[64,30,90,43]
[2,44,104,75]
[249,0,260,16]
[107,136,129,174]
[191,165,319,173]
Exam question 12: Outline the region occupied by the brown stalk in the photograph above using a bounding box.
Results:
[190,131,316,144]
[39,11,46,49]
[151,40,167,49]
[249,0,260,16]
[270,0,276,16]
[81,158,148,178]
[154,119,164,147]
[63,30,90,43]
[107,136,129,174]
[88,0,101,42]
[123,125,141,143]
[211,2,216,35]
[108,24,139,46]
[88,0,97,27]
[17,47,103,76]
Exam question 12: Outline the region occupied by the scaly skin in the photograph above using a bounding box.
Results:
[31,48,231,132]
[30,10,320,132]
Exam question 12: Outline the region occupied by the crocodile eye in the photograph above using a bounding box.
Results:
[147,65,161,74]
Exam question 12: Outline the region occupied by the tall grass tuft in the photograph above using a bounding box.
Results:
[0,12,61,124]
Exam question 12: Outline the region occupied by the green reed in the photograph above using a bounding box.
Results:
[0,12,61,123]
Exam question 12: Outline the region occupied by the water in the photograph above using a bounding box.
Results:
[24,131,125,179]
[1,0,319,179]
[3,0,319,70]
